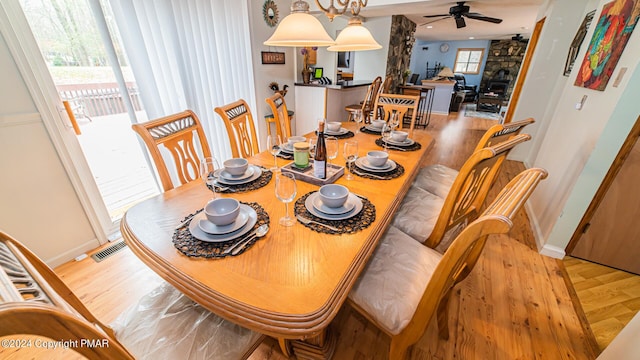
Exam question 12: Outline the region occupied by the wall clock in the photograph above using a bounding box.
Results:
[440,43,450,53]
[263,0,279,27]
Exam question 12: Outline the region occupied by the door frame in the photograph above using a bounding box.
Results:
[0,1,114,243]
[566,115,640,253]
[503,17,545,124]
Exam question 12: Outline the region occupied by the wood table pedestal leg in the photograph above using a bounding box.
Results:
[290,328,337,360]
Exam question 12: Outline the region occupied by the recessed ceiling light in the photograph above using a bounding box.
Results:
[427,25,433,29]
[469,36,475,39]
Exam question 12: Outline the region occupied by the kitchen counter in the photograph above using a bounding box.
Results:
[294,81,371,134]
[294,80,372,90]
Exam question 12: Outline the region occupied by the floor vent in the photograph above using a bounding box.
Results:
[91,241,127,262]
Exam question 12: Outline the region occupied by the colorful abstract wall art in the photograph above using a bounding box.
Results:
[574,0,640,90]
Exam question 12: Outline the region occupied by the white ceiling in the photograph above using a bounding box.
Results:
[355,0,544,41]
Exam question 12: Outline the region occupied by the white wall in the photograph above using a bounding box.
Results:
[352,16,392,82]
[248,0,297,144]
[0,31,98,266]
[511,0,640,256]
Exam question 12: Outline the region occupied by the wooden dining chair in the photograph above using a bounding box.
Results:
[345,76,382,123]
[132,110,212,192]
[215,99,260,158]
[381,75,393,93]
[265,93,293,140]
[375,93,421,136]
[393,134,531,252]
[348,167,548,360]
[412,117,535,198]
[0,231,264,359]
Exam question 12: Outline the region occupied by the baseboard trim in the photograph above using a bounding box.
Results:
[46,238,100,268]
[540,244,566,259]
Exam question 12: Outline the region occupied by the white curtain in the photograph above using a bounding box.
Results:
[108,0,257,161]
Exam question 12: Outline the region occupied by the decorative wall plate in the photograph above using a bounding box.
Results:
[440,43,450,53]
[263,0,279,27]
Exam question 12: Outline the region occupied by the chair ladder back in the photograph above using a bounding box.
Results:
[361,76,382,123]
[375,93,421,136]
[0,231,134,359]
[474,117,535,152]
[266,93,292,140]
[426,134,531,249]
[215,99,259,158]
[396,168,547,355]
[132,110,212,192]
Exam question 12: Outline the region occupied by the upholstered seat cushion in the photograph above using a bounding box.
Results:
[349,226,442,335]
[413,164,458,198]
[392,186,445,243]
[111,282,261,360]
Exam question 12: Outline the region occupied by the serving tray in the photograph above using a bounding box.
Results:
[281,161,344,186]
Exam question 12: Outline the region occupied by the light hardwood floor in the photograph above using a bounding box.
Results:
[564,256,640,351]
[3,109,606,359]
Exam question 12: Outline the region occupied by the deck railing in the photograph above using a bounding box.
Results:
[57,82,143,117]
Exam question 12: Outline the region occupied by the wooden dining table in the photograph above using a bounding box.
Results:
[120,122,433,359]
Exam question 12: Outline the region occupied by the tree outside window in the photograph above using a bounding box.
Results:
[454,48,484,74]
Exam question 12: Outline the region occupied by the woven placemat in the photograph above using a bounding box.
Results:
[276,151,294,160]
[209,167,272,193]
[351,161,405,180]
[374,138,422,152]
[294,191,375,234]
[315,130,355,139]
[172,202,270,258]
[360,126,382,135]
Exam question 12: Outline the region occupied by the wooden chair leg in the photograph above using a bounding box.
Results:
[437,288,454,340]
[278,337,292,357]
[389,338,411,360]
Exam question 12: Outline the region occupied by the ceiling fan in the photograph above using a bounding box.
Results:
[421,1,503,29]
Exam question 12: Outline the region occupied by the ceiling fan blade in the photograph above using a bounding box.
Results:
[419,16,452,26]
[465,13,503,24]
[455,16,466,28]
[423,13,450,18]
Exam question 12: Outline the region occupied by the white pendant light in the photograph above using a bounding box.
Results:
[327,17,381,52]
[264,1,334,47]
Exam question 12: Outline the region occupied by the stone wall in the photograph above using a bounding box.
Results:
[385,15,416,93]
[480,39,529,101]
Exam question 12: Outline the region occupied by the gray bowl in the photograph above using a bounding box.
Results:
[204,198,240,226]
[370,119,386,129]
[223,158,249,176]
[390,130,408,142]
[327,122,342,132]
[366,150,389,167]
[319,184,349,208]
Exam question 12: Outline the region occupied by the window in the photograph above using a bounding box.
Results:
[454,48,485,74]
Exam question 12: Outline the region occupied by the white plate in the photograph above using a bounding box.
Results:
[198,209,249,234]
[383,138,415,146]
[305,192,363,220]
[325,128,349,136]
[355,158,397,172]
[365,125,383,133]
[216,165,262,185]
[219,167,254,181]
[312,195,356,215]
[189,205,257,242]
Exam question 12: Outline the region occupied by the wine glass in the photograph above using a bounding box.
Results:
[343,140,358,180]
[353,109,363,133]
[389,112,400,130]
[326,136,339,168]
[266,134,282,171]
[275,171,297,226]
[381,123,393,153]
[200,157,220,199]
[308,137,317,159]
